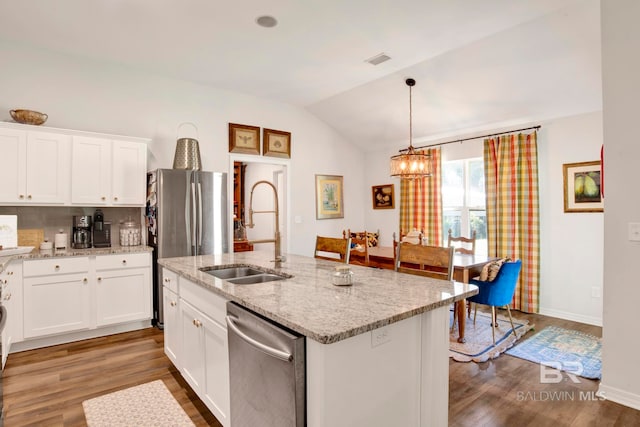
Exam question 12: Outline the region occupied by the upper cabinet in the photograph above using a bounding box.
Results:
[0,127,70,204]
[71,137,147,206]
[0,122,149,207]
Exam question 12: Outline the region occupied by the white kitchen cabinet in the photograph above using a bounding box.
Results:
[95,253,151,326]
[1,260,22,368]
[0,127,70,205]
[163,285,180,366]
[179,298,230,426]
[71,136,112,205]
[111,140,147,205]
[0,122,149,207]
[23,262,91,338]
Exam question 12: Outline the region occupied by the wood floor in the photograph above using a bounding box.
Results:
[3,313,640,426]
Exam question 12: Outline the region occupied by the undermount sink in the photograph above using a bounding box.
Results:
[200,264,291,285]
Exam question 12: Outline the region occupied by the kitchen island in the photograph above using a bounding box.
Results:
[159,251,478,427]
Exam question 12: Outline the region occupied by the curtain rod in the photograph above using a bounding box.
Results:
[400,125,541,152]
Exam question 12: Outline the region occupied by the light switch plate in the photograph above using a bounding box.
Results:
[629,223,640,242]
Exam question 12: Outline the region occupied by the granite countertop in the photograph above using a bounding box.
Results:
[0,245,153,273]
[159,251,478,345]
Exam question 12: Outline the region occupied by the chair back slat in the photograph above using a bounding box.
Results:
[315,236,351,263]
[347,229,370,267]
[395,243,454,280]
[447,229,476,255]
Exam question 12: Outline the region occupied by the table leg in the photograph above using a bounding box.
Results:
[457,268,470,343]
[456,299,466,343]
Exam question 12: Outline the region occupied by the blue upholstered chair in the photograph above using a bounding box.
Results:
[468,259,522,346]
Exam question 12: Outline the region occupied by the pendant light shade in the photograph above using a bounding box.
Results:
[390,78,432,179]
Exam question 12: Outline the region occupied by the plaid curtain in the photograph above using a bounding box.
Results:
[484,132,540,313]
[399,148,443,245]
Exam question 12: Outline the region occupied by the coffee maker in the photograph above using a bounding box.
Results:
[72,215,92,249]
[93,209,111,248]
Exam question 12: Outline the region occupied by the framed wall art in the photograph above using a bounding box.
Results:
[563,160,603,213]
[315,174,344,219]
[229,123,261,155]
[372,184,394,209]
[263,128,291,158]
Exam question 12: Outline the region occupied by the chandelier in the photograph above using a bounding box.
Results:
[390,78,432,179]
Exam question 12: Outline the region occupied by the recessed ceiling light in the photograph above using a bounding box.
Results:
[256,15,278,28]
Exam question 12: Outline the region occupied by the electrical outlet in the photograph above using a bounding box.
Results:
[371,325,391,347]
[591,287,601,298]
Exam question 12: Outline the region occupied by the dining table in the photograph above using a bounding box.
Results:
[367,245,496,343]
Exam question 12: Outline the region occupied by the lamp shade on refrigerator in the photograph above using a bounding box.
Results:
[147,169,228,328]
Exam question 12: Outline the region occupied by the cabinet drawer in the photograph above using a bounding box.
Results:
[180,277,227,327]
[96,252,150,270]
[23,257,90,277]
[162,268,178,294]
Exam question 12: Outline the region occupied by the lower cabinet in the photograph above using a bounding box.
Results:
[1,260,23,368]
[163,286,180,365]
[21,252,152,341]
[164,273,230,427]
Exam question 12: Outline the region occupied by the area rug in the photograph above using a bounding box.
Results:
[82,380,195,427]
[449,310,533,363]
[506,326,602,379]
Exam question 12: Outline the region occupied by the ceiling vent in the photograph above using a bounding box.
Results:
[365,53,391,66]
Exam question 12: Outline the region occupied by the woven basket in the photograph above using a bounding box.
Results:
[10,109,48,125]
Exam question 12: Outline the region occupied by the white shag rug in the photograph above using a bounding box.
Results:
[82,380,195,427]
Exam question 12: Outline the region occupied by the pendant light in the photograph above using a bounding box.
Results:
[390,78,432,179]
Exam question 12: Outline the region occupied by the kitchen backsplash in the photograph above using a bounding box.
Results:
[0,206,145,247]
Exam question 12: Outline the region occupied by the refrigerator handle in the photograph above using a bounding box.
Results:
[197,182,203,249]
[191,182,197,249]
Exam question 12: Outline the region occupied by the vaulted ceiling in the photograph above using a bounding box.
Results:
[0,0,601,152]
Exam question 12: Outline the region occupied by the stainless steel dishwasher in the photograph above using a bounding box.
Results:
[226,301,306,427]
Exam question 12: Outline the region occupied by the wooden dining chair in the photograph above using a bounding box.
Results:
[345,229,370,267]
[395,242,454,280]
[314,235,351,263]
[447,229,476,255]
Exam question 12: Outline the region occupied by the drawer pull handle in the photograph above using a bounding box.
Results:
[192,319,202,328]
[27,194,32,199]
[8,271,13,276]
[97,277,102,282]
[4,293,11,300]
[55,265,60,270]
[19,194,24,199]
[170,301,177,307]
[164,277,170,282]
[122,260,127,265]
[83,278,88,283]
[101,196,106,201]
[114,196,119,201]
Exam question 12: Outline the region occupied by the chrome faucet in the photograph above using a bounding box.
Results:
[246,180,285,266]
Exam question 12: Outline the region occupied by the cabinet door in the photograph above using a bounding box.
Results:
[112,140,147,205]
[25,131,70,204]
[2,260,23,358]
[71,136,111,205]
[163,286,180,366]
[23,273,91,338]
[180,299,229,425]
[95,267,151,326]
[0,128,26,203]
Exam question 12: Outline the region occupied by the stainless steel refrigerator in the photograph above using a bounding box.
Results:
[147,169,228,328]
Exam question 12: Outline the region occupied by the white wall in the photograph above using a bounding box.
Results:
[364,111,604,325]
[599,0,640,410]
[0,41,366,257]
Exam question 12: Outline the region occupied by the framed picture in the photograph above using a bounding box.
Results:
[229,123,261,155]
[263,128,291,158]
[563,161,603,213]
[315,174,344,219]
[372,184,394,209]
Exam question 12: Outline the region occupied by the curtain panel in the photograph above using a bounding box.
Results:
[399,148,443,246]
[484,132,540,313]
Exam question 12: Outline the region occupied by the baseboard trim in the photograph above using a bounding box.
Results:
[538,308,602,327]
[599,383,640,411]
[10,320,153,353]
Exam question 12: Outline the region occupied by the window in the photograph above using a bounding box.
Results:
[442,158,487,255]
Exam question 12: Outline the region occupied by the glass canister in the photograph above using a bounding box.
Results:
[120,217,141,246]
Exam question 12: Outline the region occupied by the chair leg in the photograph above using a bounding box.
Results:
[450,303,456,332]
[473,304,478,325]
[491,306,496,346]
[505,305,517,339]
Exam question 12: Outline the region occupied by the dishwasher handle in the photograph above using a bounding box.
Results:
[226,314,293,362]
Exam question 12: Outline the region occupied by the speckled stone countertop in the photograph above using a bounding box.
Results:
[159,251,478,345]
[0,245,153,273]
